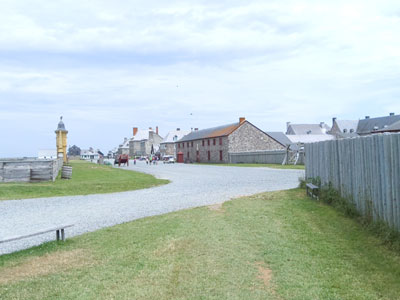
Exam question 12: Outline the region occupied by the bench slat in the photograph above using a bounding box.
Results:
[0,224,73,244]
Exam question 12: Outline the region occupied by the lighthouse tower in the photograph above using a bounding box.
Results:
[55,116,68,163]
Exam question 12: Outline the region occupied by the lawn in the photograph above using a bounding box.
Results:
[196,163,305,170]
[0,160,168,200]
[1,189,399,299]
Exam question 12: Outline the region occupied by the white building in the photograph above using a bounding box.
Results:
[80,149,100,161]
[38,149,57,159]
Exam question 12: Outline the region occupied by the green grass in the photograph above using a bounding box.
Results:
[0,160,168,200]
[196,163,305,170]
[1,189,399,299]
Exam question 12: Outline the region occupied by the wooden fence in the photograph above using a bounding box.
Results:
[305,133,400,231]
[0,158,63,182]
[229,150,304,165]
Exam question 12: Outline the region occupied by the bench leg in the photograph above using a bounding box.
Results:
[56,230,60,241]
[61,229,65,241]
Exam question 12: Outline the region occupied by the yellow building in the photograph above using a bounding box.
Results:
[55,116,68,163]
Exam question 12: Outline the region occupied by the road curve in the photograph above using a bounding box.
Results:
[0,162,304,255]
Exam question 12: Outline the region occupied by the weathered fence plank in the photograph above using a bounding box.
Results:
[0,158,63,183]
[305,133,400,231]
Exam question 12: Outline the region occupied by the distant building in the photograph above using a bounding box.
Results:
[357,113,400,135]
[175,117,285,163]
[107,148,117,158]
[38,149,57,159]
[286,134,335,145]
[129,127,163,157]
[80,148,100,161]
[285,121,333,145]
[286,122,331,135]
[329,118,359,139]
[160,128,191,158]
[117,138,130,155]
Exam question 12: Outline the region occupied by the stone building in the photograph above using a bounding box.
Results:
[160,128,190,158]
[175,118,285,163]
[117,138,130,155]
[129,127,163,157]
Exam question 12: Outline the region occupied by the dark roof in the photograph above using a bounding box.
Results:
[55,116,67,132]
[266,131,299,150]
[377,120,400,132]
[178,122,241,142]
[357,115,400,134]
[265,132,292,146]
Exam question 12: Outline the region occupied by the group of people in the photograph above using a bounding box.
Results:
[145,156,158,165]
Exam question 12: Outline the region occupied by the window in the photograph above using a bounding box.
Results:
[178,143,180,149]
[187,142,190,147]
[220,150,223,161]
[187,151,190,159]
[183,143,184,148]
[219,137,222,145]
[208,151,211,161]
[191,141,193,147]
[202,140,205,146]
[207,140,210,146]
[213,139,216,145]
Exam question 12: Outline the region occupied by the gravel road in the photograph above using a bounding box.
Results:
[0,162,304,255]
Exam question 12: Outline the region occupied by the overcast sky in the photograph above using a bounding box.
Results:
[1,0,400,157]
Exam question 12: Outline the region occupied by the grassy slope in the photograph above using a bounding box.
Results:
[0,160,168,200]
[196,163,305,170]
[1,189,399,299]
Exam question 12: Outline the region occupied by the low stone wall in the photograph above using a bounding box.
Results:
[0,158,63,182]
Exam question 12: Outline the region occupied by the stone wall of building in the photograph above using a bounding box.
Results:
[228,121,285,153]
[160,143,176,157]
[130,132,164,157]
[129,140,141,157]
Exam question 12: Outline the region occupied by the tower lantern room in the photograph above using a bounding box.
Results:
[55,116,68,163]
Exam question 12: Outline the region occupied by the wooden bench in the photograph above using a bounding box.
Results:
[306,183,319,199]
[0,224,74,244]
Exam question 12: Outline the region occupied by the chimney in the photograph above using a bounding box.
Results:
[365,116,370,119]
[286,122,291,130]
[149,127,153,131]
[124,137,127,143]
[133,127,138,136]
[390,112,395,116]
[156,126,159,135]
[332,117,337,124]
[176,128,180,131]
[239,117,246,124]
[194,128,199,131]
[320,122,325,128]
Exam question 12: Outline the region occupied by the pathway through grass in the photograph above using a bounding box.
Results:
[1,189,399,299]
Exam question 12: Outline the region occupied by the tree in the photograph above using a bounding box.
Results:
[68,145,81,156]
